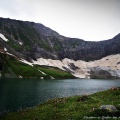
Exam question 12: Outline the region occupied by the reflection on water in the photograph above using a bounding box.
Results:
[0,78,120,112]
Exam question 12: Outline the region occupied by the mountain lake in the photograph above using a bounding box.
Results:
[0,78,120,113]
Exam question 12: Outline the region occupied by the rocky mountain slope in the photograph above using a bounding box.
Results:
[30,54,120,79]
[0,17,120,79]
[0,17,120,62]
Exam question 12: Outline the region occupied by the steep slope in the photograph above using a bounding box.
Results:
[0,51,74,79]
[1,48,120,79]
[31,54,120,79]
[0,17,120,79]
[0,17,120,62]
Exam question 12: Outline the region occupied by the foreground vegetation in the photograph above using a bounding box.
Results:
[0,53,74,79]
[0,88,120,120]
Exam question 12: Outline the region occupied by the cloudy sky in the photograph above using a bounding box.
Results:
[0,0,120,41]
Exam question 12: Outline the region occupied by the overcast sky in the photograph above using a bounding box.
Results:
[0,0,120,41]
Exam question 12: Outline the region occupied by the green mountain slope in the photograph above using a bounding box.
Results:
[0,53,75,79]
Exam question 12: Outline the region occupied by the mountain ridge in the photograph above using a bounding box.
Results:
[0,17,120,79]
[0,17,120,62]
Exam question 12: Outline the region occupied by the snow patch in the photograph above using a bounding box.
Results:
[0,33,9,42]
[19,75,23,78]
[19,59,33,66]
[4,47,7,52]
[41,77,44,79]
[33,54,120,78]
[17,54,120,79]
[72,74,86,78]
[38,69,46,75]
[6,52,15,57]
[33,58,68,70]
[19,42,23,45]
[50,76,55,79]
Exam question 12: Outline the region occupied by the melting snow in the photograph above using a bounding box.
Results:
[19,59,33,66]
[17,54,120,79]
[6,52,15,57]
[50,76,55,79]
[4,47,7,51]
[0,33,9,42]
[41,77,44,79]
[33,58,66,70]
[19,42,23,45]
[32,54,120,78]
[38,69,46,75]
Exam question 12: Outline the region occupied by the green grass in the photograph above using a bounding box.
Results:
[0,54,44,78]
[52,39,62,51]
[0,88,119,120]
[18,29,31,46]
[40,41,52,51]
[25,45,32,51]
[35,65,75,79]
[0,53,75,79]
[7,39,22,52]
[53,43,61,51]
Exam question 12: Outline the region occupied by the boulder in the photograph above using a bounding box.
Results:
[90,66,120,79]
[100,105,117,112]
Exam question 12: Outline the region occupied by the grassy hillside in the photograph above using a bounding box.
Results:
[0,88,120,120]
[35,65,75,79]
[0,53,75,79]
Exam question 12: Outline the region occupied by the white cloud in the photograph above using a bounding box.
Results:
[0,0,120,41]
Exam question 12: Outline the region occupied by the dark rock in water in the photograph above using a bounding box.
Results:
[100,105,117,112]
